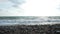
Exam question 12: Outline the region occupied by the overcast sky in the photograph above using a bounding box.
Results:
[0,0,60,16]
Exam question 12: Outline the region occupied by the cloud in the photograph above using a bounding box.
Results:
[8,0,25,8]
[0,0,25,16]
[9,0,25,4]
[0,0,60,16]
[0,0,25,9]
[20,0,60,16]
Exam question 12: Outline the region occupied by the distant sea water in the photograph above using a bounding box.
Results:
[0,16,60,25]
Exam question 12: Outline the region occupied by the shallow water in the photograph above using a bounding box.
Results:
[0,20,60,25]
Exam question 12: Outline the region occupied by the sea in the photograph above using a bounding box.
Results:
[0,16,60,25]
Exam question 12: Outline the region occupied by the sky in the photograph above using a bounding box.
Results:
[0,0,60,16]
